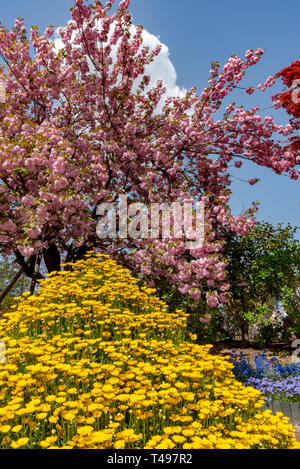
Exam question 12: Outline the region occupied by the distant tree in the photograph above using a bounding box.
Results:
[222,221,300,345]
[273,61,300,161]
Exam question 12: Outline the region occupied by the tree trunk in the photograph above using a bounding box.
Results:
[30,248,43,295]
[240,294,250,346]
[73,245,90,262]
[14,251,44,280]
[0,266,24,305]
[43,244,61,273]
[240,319,250,346]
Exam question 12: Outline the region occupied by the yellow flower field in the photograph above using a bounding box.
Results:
[0,252,298,449]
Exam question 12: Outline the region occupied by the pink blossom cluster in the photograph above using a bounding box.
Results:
[0,0,298,304]
[258,75,276,91]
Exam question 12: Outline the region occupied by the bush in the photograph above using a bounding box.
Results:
[221,222,300,345]
[0,253,299,449]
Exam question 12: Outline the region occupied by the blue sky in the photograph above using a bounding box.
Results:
[1,0,299,239]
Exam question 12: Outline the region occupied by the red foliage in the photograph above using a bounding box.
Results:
[273,61,300,153]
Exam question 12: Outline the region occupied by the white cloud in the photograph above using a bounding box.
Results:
[135,28,188,102]
[53,19,187,110]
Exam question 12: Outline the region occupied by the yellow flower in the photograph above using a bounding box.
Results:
[62,412,77,422]
[0,425,11,433]
[36,413,48,420]
[114,440,126,449]
[85,417,95,425]
[49,416,58,424]
[182,429,195,437]
[40,436,58,448]
[11,437,29,449]
[91,431,112,444]
[0,253,298,451]
[2,436,10,445]
[188,333,197,341]
[67,388,78,395]
[163,426,182,435]
[115,429,142,443]
[11,425,22,433]
[77,426,94,436]
[172,434,186,444]
[45,395,57,403]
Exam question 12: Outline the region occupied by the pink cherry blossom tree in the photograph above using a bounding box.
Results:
[0,0,298,302]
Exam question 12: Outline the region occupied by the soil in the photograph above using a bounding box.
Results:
[210,339,297,365]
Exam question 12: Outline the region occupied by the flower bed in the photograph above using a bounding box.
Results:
[247,376,300,401]
[230,350,300,400]
[230,350,300,425]
[0,253,299,449]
